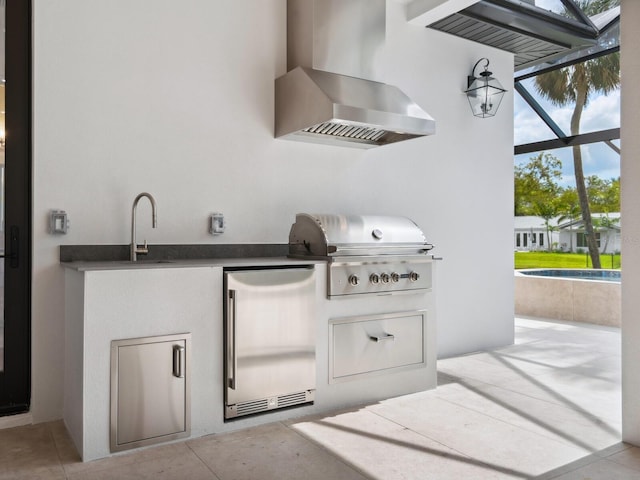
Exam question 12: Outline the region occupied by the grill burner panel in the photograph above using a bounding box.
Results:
[328,256,432,297]
[288,214,435,297]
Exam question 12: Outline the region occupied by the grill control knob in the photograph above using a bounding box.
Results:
[380,273,390,284]
[370,273,380,285]
[348,274,360,286]
[391,272,400,283]
[409,271,420,282]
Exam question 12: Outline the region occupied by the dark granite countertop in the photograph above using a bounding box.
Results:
[60,244,323,271]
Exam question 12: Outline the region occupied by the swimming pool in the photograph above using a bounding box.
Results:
[515,269,621,326]
[519,269,621,282]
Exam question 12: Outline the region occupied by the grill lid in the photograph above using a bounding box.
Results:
[288,213,434,257]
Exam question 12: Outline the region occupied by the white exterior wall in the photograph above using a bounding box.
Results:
[557,230,621,254]
[31,0,515,422]
[514,229,558,251]
[621,0,640,445]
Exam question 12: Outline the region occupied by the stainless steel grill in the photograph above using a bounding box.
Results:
[288,213,434,297]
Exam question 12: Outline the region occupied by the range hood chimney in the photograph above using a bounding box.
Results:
[275,0,436,149]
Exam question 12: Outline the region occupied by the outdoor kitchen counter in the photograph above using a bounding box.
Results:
[63,258,435,463]
[60,256,322,271]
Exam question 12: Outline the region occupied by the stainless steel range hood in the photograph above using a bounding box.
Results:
[275,0,436,149]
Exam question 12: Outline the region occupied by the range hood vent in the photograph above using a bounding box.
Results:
[275,0,435,149]
[304,123,387,143]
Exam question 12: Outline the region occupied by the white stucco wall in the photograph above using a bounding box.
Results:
[31,0,514,422]
[621,0,640,445]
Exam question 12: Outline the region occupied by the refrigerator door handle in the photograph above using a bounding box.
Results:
[227,289,237,390]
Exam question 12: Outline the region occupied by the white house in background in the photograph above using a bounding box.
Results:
[557,212,621,254]
[514,216,560,251]
[514,213,621,253]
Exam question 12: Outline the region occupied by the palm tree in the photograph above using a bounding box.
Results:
[534,0,620,268]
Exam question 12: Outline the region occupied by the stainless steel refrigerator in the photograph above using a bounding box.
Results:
[224,267,316,419]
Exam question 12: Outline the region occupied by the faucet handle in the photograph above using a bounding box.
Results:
[136,240,149,255]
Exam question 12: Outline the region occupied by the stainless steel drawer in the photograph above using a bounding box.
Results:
[330,310,426,382]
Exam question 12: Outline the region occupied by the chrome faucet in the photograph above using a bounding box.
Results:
[130,192,157,261]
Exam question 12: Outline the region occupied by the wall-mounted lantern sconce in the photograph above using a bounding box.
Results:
[465,58,507,118]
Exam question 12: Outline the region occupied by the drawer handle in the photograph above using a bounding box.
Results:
[369,333,395,342]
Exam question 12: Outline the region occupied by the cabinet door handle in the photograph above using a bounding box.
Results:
[227,290,237,390]
[173,345,185,378]
[370,333,395,342]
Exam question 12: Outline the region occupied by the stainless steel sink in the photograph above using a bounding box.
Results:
[115,259,175,265]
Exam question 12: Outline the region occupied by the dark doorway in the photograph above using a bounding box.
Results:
[0,0,32,416]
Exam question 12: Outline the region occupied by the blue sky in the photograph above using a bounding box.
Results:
[512,0,621,188]
[514,77,621,188]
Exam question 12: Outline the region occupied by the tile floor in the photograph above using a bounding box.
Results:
[1,316,636,479]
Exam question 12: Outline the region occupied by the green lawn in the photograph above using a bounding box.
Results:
[515,251,621,269]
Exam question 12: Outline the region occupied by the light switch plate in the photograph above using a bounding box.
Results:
[49,210,69,234]
[209,213,225,235]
